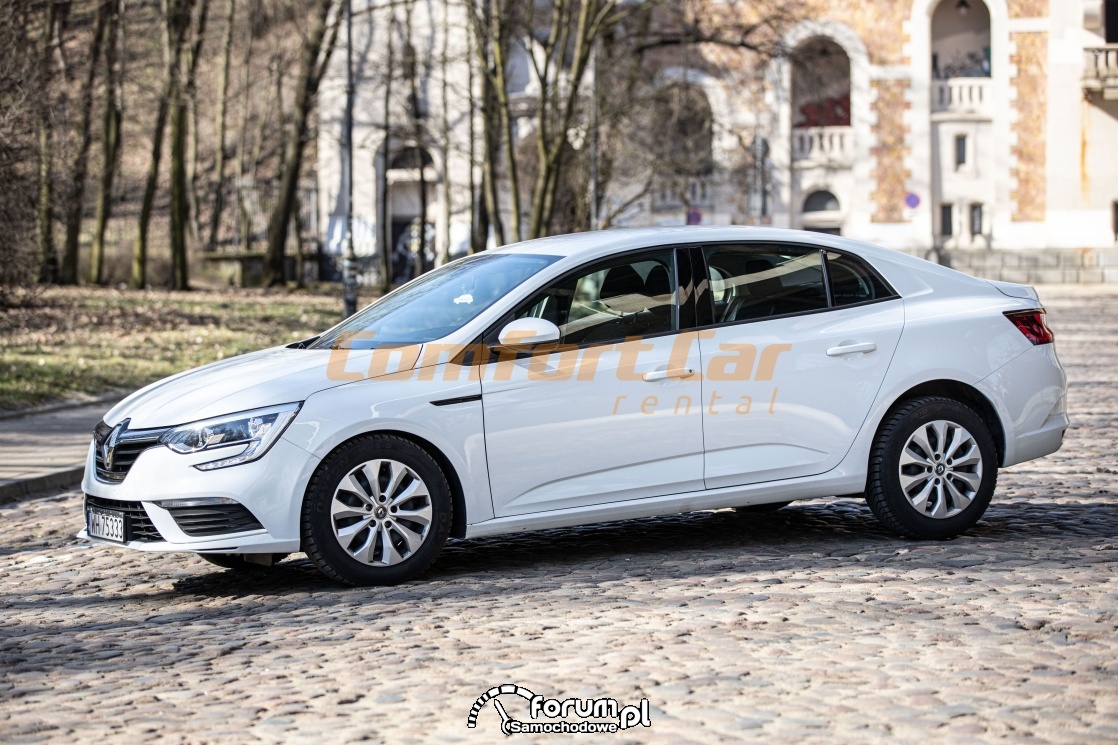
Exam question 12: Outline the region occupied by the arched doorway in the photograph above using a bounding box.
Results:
[932,0,991,80]
[385,144,437,282]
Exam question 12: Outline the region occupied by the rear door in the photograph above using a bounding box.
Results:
[695,243,904,488]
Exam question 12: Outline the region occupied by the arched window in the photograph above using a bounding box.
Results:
[792,38,851,128]
[931,0,991,79]
[804,190,841,213]
[388,146,434,170]
[650,84,714,176]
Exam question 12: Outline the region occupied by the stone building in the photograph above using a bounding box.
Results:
[317,0,1118,283]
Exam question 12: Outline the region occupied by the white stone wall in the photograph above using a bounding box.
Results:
[317,0,1118,264]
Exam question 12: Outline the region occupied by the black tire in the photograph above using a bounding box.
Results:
[733,501,792,513]
[301,434,453,586]
[865,396,997,539]
[197,553,289,570]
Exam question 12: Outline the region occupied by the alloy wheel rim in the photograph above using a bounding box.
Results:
[330,458,433,566]
[898,419,983,519]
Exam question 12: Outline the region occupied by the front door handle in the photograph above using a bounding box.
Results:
[643,368,695,382]
[827,342,877,357]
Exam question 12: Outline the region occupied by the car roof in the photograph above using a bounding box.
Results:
[490,226,902,265]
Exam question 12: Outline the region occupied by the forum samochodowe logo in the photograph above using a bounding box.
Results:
[466,684,652,736]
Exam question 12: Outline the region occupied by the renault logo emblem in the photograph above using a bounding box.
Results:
[102,420,128,470]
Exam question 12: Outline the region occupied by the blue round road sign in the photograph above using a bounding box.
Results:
[905,193,921,209]
[687,208,703,225]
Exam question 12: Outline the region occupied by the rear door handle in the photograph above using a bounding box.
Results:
[643,368,695,382]
[826,342,877,357]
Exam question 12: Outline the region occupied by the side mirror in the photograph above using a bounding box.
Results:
[496,317,561,351]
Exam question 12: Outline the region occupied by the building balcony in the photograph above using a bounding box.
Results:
[791,126,853,168]
[930,78,992,119]
[1084,46,1118,100]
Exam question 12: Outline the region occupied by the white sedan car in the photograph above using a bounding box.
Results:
[80,227,1068,585]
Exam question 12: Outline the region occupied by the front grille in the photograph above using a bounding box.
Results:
[165,503,265,537]
[93,420,169,483]
[85,495,164,542]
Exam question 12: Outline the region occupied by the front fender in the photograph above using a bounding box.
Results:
[281,366,493,524]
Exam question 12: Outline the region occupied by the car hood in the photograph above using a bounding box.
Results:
[103,347,364,430]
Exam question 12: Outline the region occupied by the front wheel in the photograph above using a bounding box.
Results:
[301,435,452,586]
[865,397,997,539]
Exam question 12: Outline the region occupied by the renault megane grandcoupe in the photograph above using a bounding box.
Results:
[79,227,1068,585]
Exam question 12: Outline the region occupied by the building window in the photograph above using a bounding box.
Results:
[955,135,967,168]
[1107,0,1118,44]
[970,203,983,236]
[941,204,954,237]
[1112,200,1118,241]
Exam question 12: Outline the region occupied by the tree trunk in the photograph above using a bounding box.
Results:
[466,11,483,254]
[60,1,110,285]
[205,0,236,251]
[184,0,210,248]
[263,0,338,286]
[489,0,520,242]
[89,0,124,286]
[169,0,206,287]
[437,3,451,266]
[134,0,191,289]
[170,83,189,289]
[403,2,428,275]
[470,0,503,247]
[233,0,257,254]
[379,8,395,293]
[36,2,58,284]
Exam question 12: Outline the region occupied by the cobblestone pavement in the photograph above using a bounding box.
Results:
[1,287,1116,744]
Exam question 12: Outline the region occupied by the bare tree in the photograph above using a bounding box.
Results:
[60,0,110,285]
[36,1,61,284]
[89,0,125,285]
[0,1,43,302]
[263,0,340,286]
[132,0,193,288]
[205,0,237,251]
[169,0,209,290]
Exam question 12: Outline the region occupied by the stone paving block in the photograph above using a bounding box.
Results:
[0,287,1115,744]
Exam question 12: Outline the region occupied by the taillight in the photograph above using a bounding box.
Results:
[1004,309,1054,345]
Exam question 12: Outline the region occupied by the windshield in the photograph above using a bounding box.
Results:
[310,253,561,349]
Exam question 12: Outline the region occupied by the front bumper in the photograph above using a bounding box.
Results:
[78,436,321,554]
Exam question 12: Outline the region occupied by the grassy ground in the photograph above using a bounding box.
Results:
[0,287,363,411]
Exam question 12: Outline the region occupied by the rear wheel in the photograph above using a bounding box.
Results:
[301,435,452,586]
[865,397,997,539]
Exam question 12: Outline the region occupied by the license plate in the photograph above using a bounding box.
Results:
[87,507,126,543]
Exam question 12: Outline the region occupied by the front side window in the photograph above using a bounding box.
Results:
[516,249,678,345]
[703,245,827,324]
[311,253,560,349]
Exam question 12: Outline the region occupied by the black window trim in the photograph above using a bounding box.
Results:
[689,240,901,332]
[468,243,693,363]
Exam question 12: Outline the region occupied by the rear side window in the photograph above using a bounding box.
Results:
[825,251,893,307]
[703,245,827,324]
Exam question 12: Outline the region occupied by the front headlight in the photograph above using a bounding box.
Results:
[159,403,301,471]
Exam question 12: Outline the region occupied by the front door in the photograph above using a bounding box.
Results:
[480,247,705,517]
